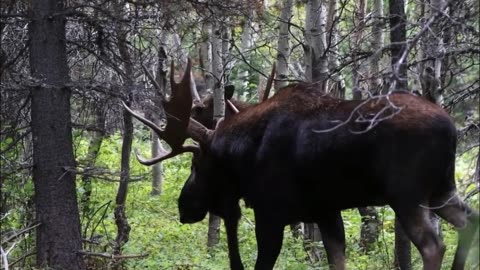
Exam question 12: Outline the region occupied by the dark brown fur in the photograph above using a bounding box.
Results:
[178,83,479,270]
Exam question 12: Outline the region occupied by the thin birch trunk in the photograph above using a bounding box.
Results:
[352,0,366,100]
[112,2,133,265]
[389,0,408,91]
[390,1,411,267]
[207,21,224,248]
[275,0,293,90]
[150,45,168,196]
[370,0,385,94]
[238,15,253,91]
[305,0,328,85]
[302,0,328,262]
[200,23,214,92]
[80,105,106,219]
[326,0,345,98]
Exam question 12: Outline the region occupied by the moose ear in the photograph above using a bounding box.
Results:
[224,85,235,100]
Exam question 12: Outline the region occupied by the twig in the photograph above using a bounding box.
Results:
[1,223,40,246]
[1,246,9,270]
[78,250,148,260]
[7,251,35,268]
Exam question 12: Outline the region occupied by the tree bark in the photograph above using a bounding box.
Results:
[370,0,385,94]
[326,0,345,99]
[357,206,380,253]
[389,0,408,91]
[305,0,328,85]
[238,12,253,92]
[80,105,106,220]
[275,0,293,90]
[207,21,224,248]
[29,0,85,268]
[351,0,366,100]
[112,1,133,264]
[200,22,214,92]
[302,0,328,261]
[150,45,168,196]
[389,1,411,268]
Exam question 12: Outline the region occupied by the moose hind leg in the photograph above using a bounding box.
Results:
[317,211,346,270]
[431,193,480,270]
[393,205,445,270]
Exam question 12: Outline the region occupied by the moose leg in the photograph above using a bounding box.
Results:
[431,193,479,270]
[317,212,346,270]
[224,216,244,270]
[254,215,284,270]
[393,205,445,270]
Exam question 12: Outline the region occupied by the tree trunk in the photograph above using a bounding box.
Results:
[326,0,345,99]
[389,1,411,268]
[150,45,168,196]
[29,0,85,268]
[238,15,252,90]
[275,0,293,90]
[200,22,214,92]
[351,0,366,100]
[305,0,328,85]
[370,0,385,94]
[150,133,164,196]
[357,207,380,253]
[389,0,408,91]
[207,21,224,248]
[80,105,106,220]
[302,0,328,261]
[112,2,133,264]
[420,0,446,104]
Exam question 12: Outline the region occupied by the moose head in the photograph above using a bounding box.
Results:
[123,59,224,222]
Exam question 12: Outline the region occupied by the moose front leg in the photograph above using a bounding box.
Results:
[254,214,285,270]
[224,216,244,270]
[317,211,346,270]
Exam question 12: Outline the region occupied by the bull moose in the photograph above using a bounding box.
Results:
[124,60,479,270]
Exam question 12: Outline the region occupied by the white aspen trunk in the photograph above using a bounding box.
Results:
[200,23,214,92]
[352,0,366,100]
[432,0,445,105]
[370,0,384,94]
[207,21,224,248]
[238,15,253,90]
[302,1,327,262]
[150,43,168,196]
[424,0,445,244]
[304,0,314,82]
[275,0,293,90]
[326,0,345,98]
[212,22,225,120]
[221,23,233,85]
[419,0,444,104]
[305,0,328,84]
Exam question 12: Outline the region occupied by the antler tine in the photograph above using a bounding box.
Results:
[262,62,276,102]
[122,101,195,165]
[142,59,192,147]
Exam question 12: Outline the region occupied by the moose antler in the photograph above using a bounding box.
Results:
[123,59,212,165]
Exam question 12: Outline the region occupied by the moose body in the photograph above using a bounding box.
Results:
[126,61,478,270]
